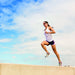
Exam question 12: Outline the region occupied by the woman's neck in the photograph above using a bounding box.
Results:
[44,26,48,31]
[45,26,48,29]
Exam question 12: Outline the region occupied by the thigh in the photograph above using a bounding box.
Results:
[51,44,56,51]
[41,41,49,45]
[51,44,58,54]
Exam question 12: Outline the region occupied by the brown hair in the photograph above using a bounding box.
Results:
[44,21,50,27]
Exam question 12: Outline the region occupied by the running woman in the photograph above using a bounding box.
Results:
[41,21,62,66]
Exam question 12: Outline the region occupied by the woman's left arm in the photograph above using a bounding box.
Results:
[49,26,56,34]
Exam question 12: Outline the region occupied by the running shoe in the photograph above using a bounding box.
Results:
[45,52,50,58]
[59,62,62,66]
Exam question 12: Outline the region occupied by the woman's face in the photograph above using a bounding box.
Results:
[43,22,48,28]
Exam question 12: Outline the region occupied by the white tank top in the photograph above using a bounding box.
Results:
[44,27,53,42]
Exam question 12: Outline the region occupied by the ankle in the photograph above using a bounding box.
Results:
[59,61,62,63]
[47,52,50,54]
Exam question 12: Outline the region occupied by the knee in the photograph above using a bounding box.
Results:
[53,48,57,53]
[41,43,44,46]
[52,48,55,51]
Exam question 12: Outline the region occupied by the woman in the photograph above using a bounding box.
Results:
[41,21,62,66]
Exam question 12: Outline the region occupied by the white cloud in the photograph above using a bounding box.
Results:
[0,0,15,5]
[7,0,75,55]
[2,8,12,14]
[0,39,12,42]
[12,56,16,59]
[1,0,75,32]
[0,0,75,66]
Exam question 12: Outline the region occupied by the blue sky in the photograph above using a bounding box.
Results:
[0,0,75,66]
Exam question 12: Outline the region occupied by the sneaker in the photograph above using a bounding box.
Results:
[59,62,62,66]
[45,52,50,58]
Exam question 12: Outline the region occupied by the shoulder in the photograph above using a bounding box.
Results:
[49,26,55,31]
[48,26,52,29]
[49,26,52,30]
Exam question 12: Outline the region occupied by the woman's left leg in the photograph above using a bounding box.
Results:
[51,44,61,63]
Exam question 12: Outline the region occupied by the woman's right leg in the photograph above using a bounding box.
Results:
[41,41,49,54]
[51,44,62,66]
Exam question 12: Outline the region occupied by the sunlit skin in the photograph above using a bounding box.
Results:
[41,22,62,63]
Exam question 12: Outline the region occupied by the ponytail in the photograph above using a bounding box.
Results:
[48,24,50,27]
